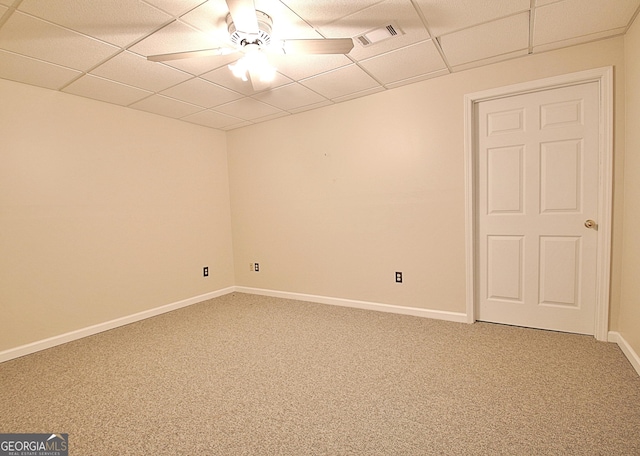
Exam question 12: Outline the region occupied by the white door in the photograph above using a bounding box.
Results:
[477,82,600,335]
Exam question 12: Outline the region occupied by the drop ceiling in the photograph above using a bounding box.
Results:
[1,0,638,131]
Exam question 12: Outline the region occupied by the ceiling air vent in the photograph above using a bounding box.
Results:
[355,22,403,47]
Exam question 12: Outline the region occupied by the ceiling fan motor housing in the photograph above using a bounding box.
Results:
[227,10,273,47]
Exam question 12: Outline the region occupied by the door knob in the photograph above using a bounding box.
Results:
[584,219,597,229]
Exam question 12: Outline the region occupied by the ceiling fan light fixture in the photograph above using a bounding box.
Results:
[228,59,249,81]
[227,10,273,47]
[148,1,353,90]
[228,46,276,83]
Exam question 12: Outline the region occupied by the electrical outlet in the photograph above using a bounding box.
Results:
[203,266,209,277]
[395,271,402,283]
[254,263,260,272]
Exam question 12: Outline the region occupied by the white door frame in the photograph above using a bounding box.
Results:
[464,67,614,341]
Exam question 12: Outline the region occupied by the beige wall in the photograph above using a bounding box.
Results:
[0,80,235,351]
[619,18,640,355]
[228,37,626,318]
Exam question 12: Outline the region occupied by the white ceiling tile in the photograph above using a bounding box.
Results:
[254,0,324,40]
[415,0,530,36]
[160,77,243,107]
[534,0,640,46]
[220,121,252,130]
[18,0,173,48]
[178,0,235,43]
[319,0,430,60]
[332,86,385,103]
[253,82,327,111]
[201,64,292,95]
[300,64,380,100]
[251,111,291,123]
[450,49,529,72]
[359,40,445,84]
[440,12,530,66]
[142,0,207,17]
[268,53,352,80]
[213,97,283,120]
[288,100,333,114]
[129,94,204,118]
[91,51,192,92]
[279,0,384,27]
[383,69,449,88]
[0,49,82,90]
[63,75,152,106]
[0,12,119,71]
[533,27,628,53]
[129,20,224,59]
[183,109,246,129]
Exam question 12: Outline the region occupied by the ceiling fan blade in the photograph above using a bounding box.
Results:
[147,48,236,62]
[281,38,355,55]
[226,0,259,34]
[248,66,271,92]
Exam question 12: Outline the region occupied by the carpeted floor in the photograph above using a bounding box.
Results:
[1,292,639,455]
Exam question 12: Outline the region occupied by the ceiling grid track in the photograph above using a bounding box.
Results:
[58,16,180,92]
[529,0,536,54]
[409,0,453,73]
[0,0,21,28]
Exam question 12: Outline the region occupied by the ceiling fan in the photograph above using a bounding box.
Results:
[147,0,355,90]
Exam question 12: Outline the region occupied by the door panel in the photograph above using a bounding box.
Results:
[539,236,580,307]
[540,99,583,129]
[477,82,599,335]
[540,140,582,213]
[487,109,525,135]
[487,146,524,214]
[487,235,524,302]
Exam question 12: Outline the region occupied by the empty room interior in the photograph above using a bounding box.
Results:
[1,0,640,454]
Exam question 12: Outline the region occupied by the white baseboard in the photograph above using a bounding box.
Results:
[608,331,640,376]
[0,286,470,364]
[234,286,469,323]
[0,287,235,364]
[6,286,633,376]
